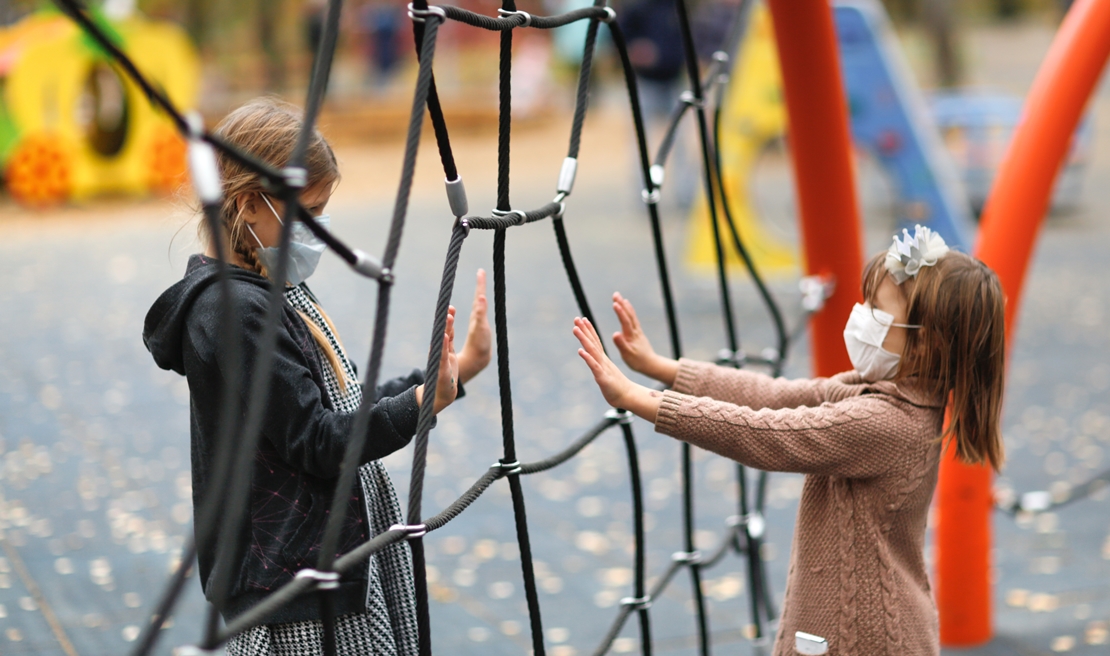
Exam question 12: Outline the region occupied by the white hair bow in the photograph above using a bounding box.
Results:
[884,225,949,284]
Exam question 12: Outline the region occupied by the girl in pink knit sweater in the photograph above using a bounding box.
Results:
[572,226,1005,656]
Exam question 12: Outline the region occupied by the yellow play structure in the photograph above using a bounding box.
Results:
[0,7,198,206]
[686,6,798,274]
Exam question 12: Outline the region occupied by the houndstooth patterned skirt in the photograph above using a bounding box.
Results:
[225,285,419,655]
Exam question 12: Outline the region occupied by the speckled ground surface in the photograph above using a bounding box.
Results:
[0,19,1108,656]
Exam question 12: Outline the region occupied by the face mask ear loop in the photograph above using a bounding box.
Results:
[245,221,265,250]
[260,194,285,226]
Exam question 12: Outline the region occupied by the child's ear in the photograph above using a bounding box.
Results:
[236,193,259,224]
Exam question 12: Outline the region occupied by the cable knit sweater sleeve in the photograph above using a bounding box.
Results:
[672,358,857,410]
[654,389,921,478]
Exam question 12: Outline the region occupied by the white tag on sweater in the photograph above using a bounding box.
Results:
[795,631,829,655]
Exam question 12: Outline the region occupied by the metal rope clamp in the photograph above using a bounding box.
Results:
[605,408,633,425]
[620,595,652,610]
[599,6,616,22]
[295,568,340,590]
[679,90,706,109]
[641,187,661,205]
[389,523,428,539]
[671,550,702,565]
[282,166,308,190]
[491,208,527,226]
[492,459,523,477]
[497,8,532,27]
[455,217,471,237]
[407,3,446,22]
[743,511,766,539]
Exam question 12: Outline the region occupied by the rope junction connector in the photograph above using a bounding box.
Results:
[799,275,835,312]
[1018,490,1052,513]
[379,267,395,285]
[552,201,567,219]
[620,595,652,610]
[407,3,446,22]
[185,112,222,205]
[649,164,665,188]
[491,208,527,225]
[351,249,385,281]
[282,166,308,189]
[679,90,706,108]
[672,550,702,565]
[731,511,765,539]
[716,348,745,367]
[497,8,532,27]
[294,568,340,590]
[456,217,471,237]
[712,50,730,64]
[492,460,523,476]
[599,6,616,22]
[445,176,469,218]
[605,408,634,425]
[641,188,661,205]
[556,156,578,197]
[389,523,428,539]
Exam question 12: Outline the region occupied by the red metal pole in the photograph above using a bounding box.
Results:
[936,0,1110,645]
[766,0,863,377]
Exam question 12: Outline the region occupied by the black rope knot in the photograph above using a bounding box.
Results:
[294,568,340,590]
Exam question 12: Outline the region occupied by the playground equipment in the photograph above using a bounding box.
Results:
[690,0,975,273]
[0,8,198,206]
[937,0,1110,645]
[931,90,1093,214]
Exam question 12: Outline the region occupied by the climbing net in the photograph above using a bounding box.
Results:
[50,0,825,653]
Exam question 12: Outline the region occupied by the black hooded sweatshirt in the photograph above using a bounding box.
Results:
[143,254,423,625]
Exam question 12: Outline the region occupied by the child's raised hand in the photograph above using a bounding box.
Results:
[574,316,635,408]
[416,308,459,414]
[574,316,664,422]
[458,269,491,384]
[611,292,679,387]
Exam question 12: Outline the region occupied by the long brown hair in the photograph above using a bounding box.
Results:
[199,97,352,392]
[862,250,1006,471]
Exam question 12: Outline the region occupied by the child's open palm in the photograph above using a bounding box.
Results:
[611,293,678,387]
[458,269,491,384]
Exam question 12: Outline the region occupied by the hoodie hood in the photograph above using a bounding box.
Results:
[143,255,270,375]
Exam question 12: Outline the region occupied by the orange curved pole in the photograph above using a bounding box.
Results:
[766,0,863,378]
[936,0,1110,645]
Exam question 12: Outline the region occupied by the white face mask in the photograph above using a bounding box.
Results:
[842,303,919,382]
[246,195,329,286]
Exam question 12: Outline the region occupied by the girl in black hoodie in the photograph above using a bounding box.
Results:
[143,97,490,654]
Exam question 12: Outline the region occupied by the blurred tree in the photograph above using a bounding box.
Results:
[258,0,287,91]
[882,0,962,88]
[922,0,961,87]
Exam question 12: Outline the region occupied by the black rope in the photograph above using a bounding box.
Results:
[411,0,459,182]
[441,4,611,31]
[607,21,683,359]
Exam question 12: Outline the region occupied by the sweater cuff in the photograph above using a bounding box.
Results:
[653,390,687,437]
[672,359,706,396]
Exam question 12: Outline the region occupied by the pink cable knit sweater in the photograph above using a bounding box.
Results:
[654,359,947,656]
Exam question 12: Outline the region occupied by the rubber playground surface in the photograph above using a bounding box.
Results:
[0,19,1107,656]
